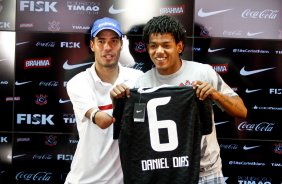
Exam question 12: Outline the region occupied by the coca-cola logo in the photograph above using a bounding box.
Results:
[15,171,52,181]
[220,144,238,150]
[36,42,56,47]
[242,9,278,19]
[39,81,59,87]
[33,154,52,160]
[238,121,275,132]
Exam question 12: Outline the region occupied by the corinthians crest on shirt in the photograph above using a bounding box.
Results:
[35,94,48,105]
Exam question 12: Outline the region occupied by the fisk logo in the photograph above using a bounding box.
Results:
[60,42,80,48]
[57,154,73,160]
[0,137,8,143]
[270,88,282,95]
[17,114,55,125]
[0,22,11,29]
[20,1,58,12]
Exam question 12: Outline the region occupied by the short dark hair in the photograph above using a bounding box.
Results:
[143,15,186,45]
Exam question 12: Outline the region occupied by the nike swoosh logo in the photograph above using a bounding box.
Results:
[109,5,127,14]
[15,81,32,85]
[243,145,260,150]
[240,66,275,76]
[7,153,26,160]
[136,110,142,113]
[198,8,232,17]
[245,88,262,93]
[208,48,225,53]
[215,121,229,126]
[16,41,30,46]
[59,99,71,104]
[63,60,92,70]
[247,32,264,36]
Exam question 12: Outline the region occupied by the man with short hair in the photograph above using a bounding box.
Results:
[64,17,143,184]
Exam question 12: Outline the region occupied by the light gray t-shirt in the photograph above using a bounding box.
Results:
[135,60,237,177]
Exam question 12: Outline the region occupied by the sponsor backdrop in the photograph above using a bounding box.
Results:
[0,0,281,183]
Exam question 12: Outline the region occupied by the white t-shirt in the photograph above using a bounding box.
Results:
[65,63,143,184]
[135,60,237,177]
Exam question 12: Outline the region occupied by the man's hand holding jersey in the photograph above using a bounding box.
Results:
[110,83,131,108]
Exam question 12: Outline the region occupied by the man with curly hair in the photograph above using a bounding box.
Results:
[111,15,247,183]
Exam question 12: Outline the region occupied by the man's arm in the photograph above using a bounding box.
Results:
[192,81,247,119]
[85,108,115,129]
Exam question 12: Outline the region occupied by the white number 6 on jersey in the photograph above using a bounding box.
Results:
[147,97,178,152]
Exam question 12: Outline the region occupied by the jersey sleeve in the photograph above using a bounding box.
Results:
[197,99,213,135]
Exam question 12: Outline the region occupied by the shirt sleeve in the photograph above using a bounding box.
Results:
[67,72,98,123]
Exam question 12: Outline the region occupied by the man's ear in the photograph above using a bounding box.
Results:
[177,41,184,54]
[90,39,95,52]
[121,38,123,49]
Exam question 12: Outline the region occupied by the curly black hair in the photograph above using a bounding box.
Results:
[143,15,186,45]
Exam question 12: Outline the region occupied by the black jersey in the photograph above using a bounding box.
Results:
[113,86,213,184]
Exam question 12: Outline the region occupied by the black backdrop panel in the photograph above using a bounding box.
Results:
[14,32,92,133]
[16,0,193,36]
[0,0,280,183]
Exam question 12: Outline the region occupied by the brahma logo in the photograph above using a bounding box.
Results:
[211,64,228,74]
[160,4,185,15]
[24,57,51,69]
